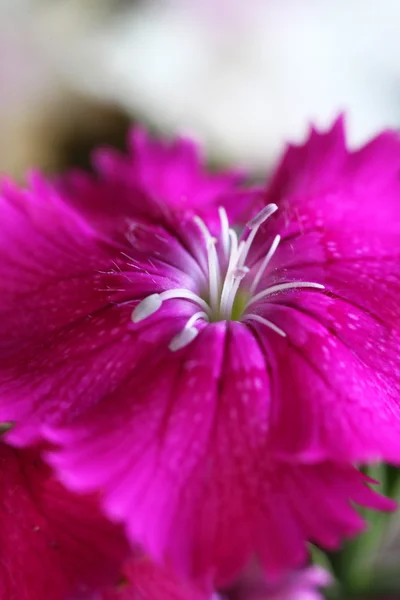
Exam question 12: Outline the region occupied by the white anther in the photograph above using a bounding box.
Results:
[233,266,250,279]
[169,327,199,351]
[238,203,278,269]
[246,203,278,230]
[131,293,162,323]
[184,311,208,328]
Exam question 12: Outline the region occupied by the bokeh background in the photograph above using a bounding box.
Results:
[3,0,400,177]
[2,1,400,597]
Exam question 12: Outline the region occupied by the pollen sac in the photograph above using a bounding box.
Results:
[169,327,199,352]
[131,294,162,323]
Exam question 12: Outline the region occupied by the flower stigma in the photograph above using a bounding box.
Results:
[131,204,324,351]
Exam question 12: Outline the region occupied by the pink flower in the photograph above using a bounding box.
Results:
[0,441,128,600]
[0,120,398,581]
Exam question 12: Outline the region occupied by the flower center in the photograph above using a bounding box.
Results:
[131,204,324,351]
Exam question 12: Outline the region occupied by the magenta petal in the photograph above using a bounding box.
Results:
[252,290,400,462]
[244,118,400,462]
[0,177,198,445]
[126,128,245,213]
[255,117,400,283]
[1,120,400,593]
[45,323,229,563]
[45,322,393,585]
[58,126,254,235]
[0,443,128,600]
[266,116,400,232]
[101,555,206,600]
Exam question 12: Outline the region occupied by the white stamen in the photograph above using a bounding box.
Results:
[246,281,325,310]
[218,205,279,321]
[185,311,209,329]
[228,229,239,257]
[160,289,211,314]
[129,204,325,353]
[221,205,279,318]
[249,234,281,295]
[218,207,230,257]
[238,203,278,269]
[219,229,241,317]
[247,203,278,230]
[194,216,220,312]
[169,327,199,351]
[207,239,220,311]
[132,289,212,323]
[193,215,215,244]
[169,311,207,351]
[131,293,162,323]
[244,314,287,337]
[223,267,249,318]
[233,266,250,278]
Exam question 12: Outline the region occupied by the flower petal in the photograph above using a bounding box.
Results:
[266,116,400,234]
[101,555,206,600]
[59,127,255,235]
[0,178,198,445]
[247,118,400,462]
[45,323,393,585]
[0,443,128,600]
[251,286,400,462]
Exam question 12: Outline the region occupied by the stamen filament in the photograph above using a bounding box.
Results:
[185,311,209,329]
[228,229,239,259]
[246,281,325,310]
[219,229,241,318]
[193,215,215,244]
[237,203,278,269]
[244,314,287,337]
[249,234,281,295]
[223,267,249,319]
[218,207,230,257]
[160,289,212,314]
[194,216,221,313]
[246,203,279,230]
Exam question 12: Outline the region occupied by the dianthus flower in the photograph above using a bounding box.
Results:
[0,441,128,600]
[0,120,398,582]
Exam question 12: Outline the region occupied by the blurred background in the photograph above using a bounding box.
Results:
[2,0,400,178]
[2,1,400,597]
